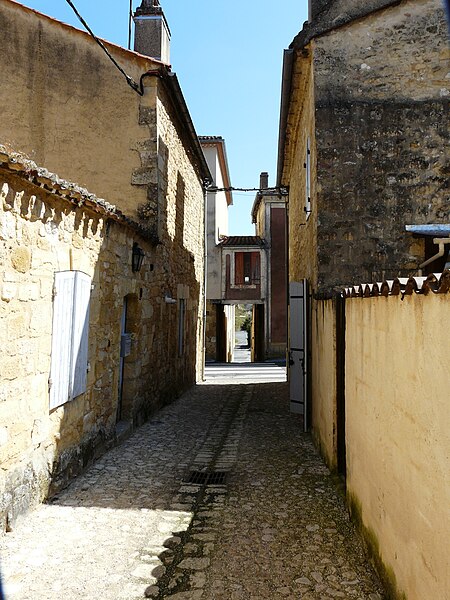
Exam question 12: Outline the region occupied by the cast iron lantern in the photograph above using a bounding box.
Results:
[132,242,145,273]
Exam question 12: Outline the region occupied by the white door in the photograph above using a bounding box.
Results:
[289,280,308,430]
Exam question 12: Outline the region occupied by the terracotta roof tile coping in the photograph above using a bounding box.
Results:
[218,236,265,248]
[343,271,450,298]
[0,144,158,243]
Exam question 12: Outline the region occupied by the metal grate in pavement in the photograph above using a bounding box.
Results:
[184,471,228,486]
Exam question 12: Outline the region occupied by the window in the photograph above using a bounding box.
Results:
[305,137,311,219]
[49,271,91,410]
[235,252,260,286]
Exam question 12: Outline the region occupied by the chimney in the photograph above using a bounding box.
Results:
[133,0,171,64]
[260,172,269,190]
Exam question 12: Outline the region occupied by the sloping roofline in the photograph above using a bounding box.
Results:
[277,0,402,186]
[5,0,211,185]
[199,137,233,205]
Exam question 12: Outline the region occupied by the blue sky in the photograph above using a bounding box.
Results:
[19,0,308,235]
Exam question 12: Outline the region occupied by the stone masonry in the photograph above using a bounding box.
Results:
[0,144,204,532]
[313,0,449,293]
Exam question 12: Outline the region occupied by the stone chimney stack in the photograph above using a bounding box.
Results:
[260,172,269,190]
[133,0,171,64]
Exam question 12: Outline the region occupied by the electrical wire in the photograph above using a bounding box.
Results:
[64,0,143,95]
[207,186,288,195]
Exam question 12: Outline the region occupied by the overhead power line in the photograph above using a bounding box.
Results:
[64,0,142,95]
[206,186,289,196]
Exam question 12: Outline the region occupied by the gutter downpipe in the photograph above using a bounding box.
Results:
[418,238,450,274]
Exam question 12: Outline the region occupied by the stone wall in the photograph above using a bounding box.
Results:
[313,0,449,293]
[155,83,205,383]
[0,159,203,530]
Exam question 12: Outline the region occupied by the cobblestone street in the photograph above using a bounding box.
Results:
[0,366,385,599]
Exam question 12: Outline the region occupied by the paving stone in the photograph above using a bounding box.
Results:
[0,379,386,599]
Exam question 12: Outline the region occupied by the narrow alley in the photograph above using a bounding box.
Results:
[0,367,384,600]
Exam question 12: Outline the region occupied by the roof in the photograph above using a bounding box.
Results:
[291,0,402,50]
[0,144,157,243]
[343,271,450,298]
[4,1,211,187]
[219,236,265,248]
[405,224,450,237]
[277,0,402,186]
[199,137,233,206]
[6,0,165,67]
[251,188,285,224]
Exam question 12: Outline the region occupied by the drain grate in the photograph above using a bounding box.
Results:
[185,471,228,486]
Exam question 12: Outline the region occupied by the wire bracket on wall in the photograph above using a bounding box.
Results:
[64,0,143,95]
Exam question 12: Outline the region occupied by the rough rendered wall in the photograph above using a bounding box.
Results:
[345,293,450,599]
[311,299,337,469]
[0,173,162,530]
[314,0,449,293]
[0,0,157,217]
[284,52,318,289]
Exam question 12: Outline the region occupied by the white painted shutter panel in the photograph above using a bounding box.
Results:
[49,272,75,410]
[70,271,91,399]
[289,280,308,431]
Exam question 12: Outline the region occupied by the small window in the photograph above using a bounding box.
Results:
[49,271,91,410]
[235,252,260,286]
[305,137,311,219]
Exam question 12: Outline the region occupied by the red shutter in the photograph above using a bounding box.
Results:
[251,252,260,284]
[235,252,244,285]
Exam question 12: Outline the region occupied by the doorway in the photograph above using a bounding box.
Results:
[234,304,251,363]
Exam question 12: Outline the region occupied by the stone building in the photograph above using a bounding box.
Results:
[278,0,449,296]
[277,1,449,596]
[202,164,287,363]
[277,0,449,427]
[0,0,210,528]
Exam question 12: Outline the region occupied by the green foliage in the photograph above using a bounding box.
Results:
[241,315,252,337]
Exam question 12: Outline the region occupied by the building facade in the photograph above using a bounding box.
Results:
[0,0,210,528]
[251,172,287,359]
[200,137,235,363]
[277,1,450,596]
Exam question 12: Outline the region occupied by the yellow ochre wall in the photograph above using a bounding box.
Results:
[0,0,157,217]
[311,299,337,470]
[345,293,450,599]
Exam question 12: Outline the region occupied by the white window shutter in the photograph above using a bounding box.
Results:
[70,271,91,399]
[49,271,91,410]
[49,272,75,410]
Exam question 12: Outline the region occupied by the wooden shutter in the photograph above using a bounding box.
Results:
[235,252,244,285]
[250,252,260,284]
[49,272,75,410]
[71,271,91,399]
[49,271,91,410]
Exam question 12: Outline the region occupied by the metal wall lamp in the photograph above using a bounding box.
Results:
[132,242,145,272]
